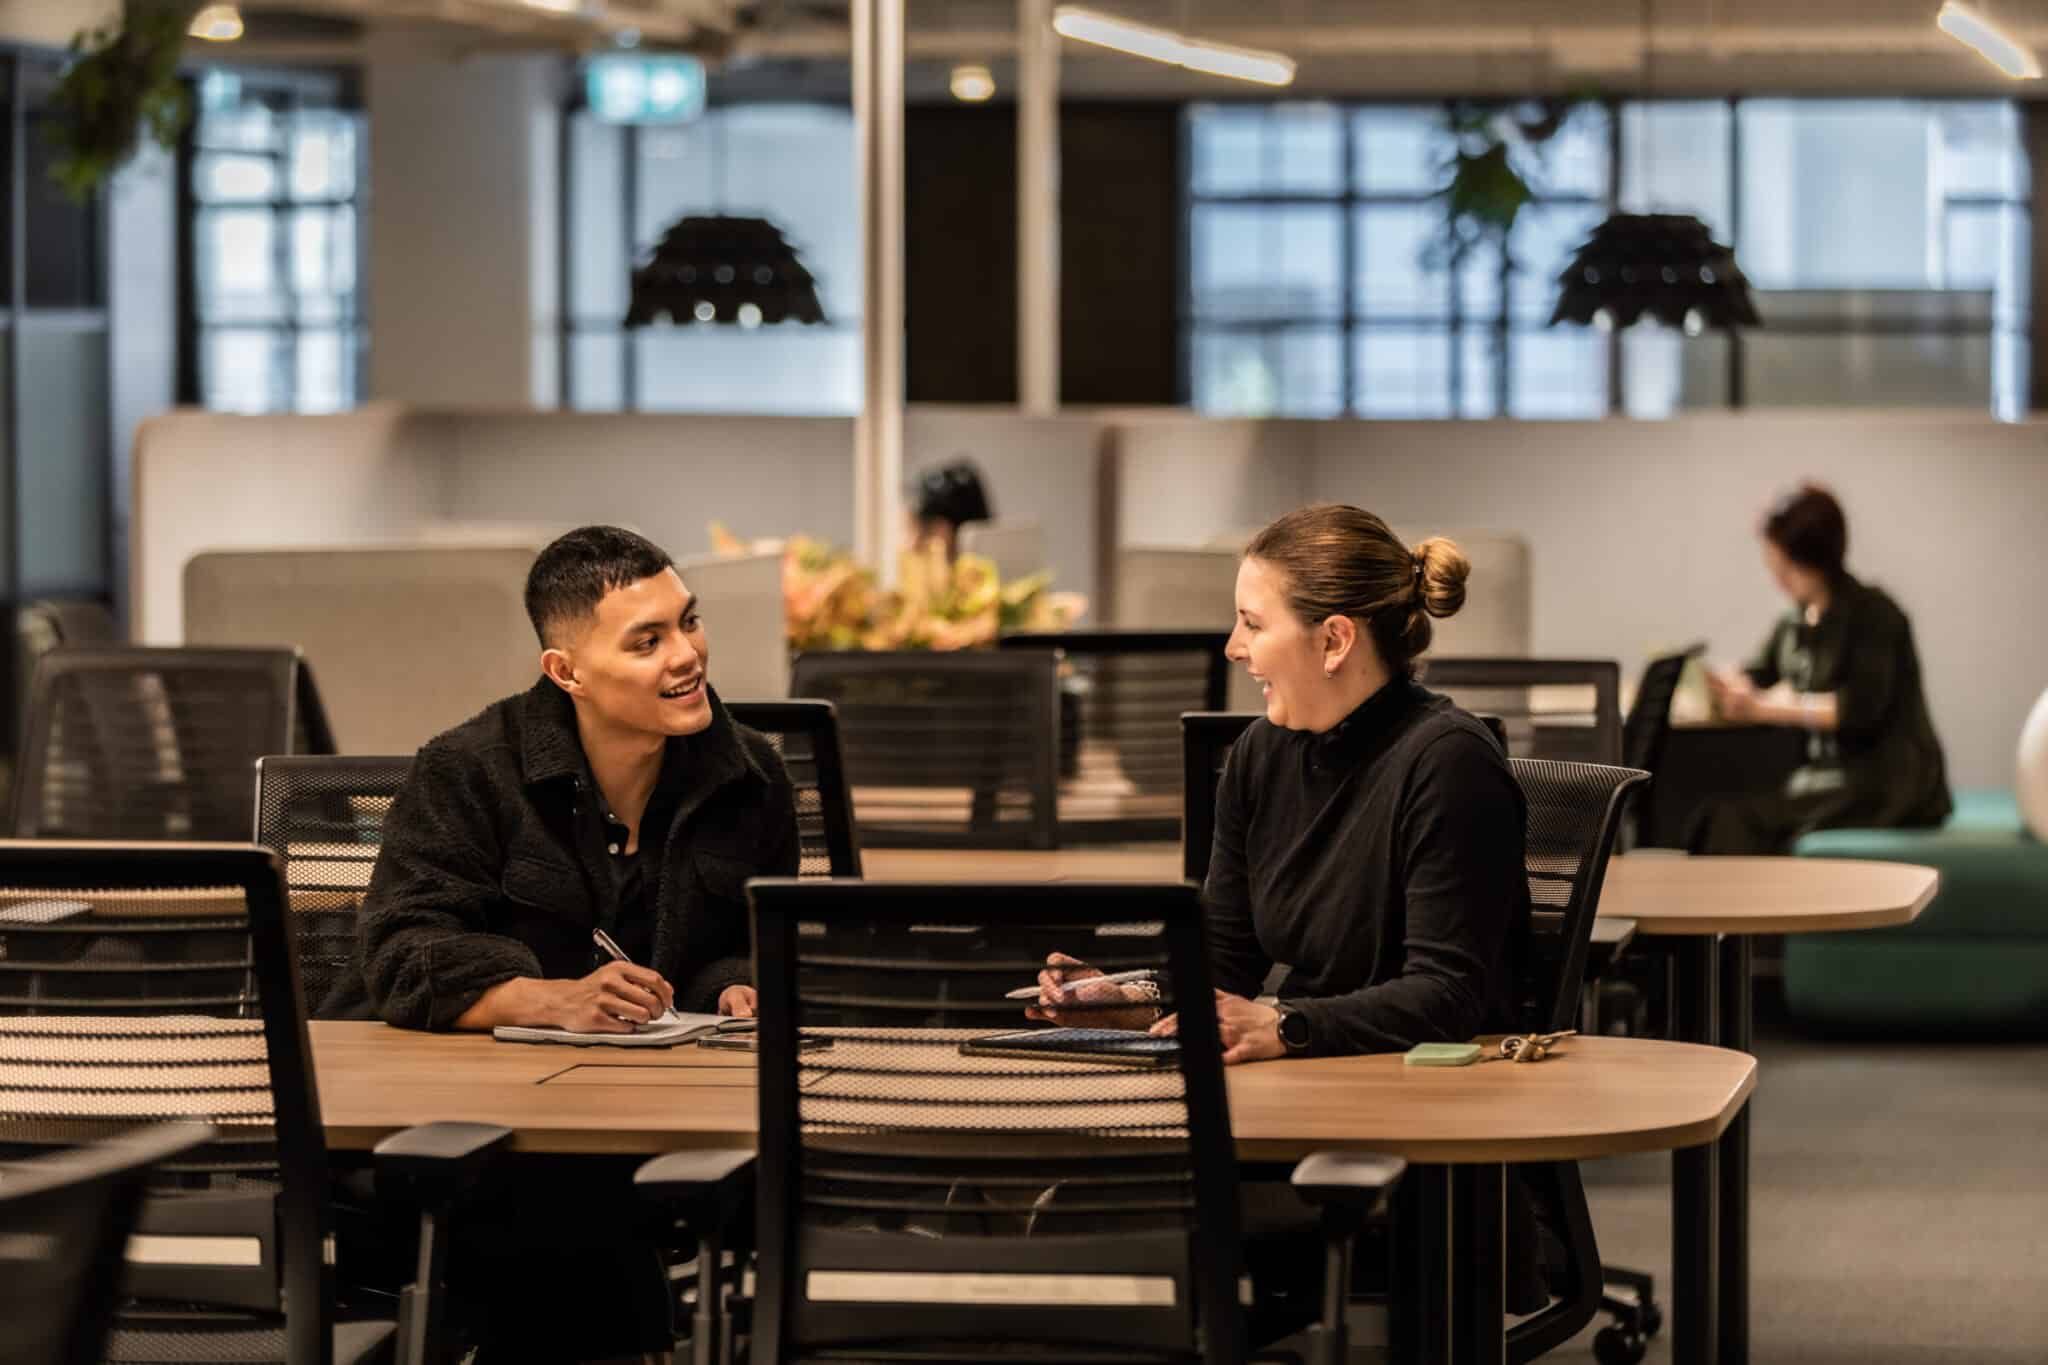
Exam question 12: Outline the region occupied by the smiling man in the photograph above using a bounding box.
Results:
[353,524,798,1033]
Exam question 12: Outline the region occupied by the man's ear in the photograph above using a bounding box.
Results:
[539,646,580,696]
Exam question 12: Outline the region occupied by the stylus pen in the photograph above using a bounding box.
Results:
[1004,968,1157,1001]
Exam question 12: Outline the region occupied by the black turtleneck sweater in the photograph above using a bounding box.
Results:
[1202,678,1530,1056]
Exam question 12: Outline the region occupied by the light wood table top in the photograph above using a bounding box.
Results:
[864,847,1939,939]
[864,845,1183,883]
[309,1022,1752,1165]
[1598,854,1938,936]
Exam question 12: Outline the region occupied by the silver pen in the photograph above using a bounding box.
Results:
[591,929,677,1022]
[1005,968,1157,1001]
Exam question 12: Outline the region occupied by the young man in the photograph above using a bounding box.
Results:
[353,524,799,1031]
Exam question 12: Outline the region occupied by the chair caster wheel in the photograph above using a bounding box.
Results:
[1640,1301,1663,1337]
[1594,1325,1647,1365]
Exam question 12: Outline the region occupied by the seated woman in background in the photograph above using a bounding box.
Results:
[1692,483,1951,854]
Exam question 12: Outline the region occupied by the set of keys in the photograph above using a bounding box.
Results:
[1490,1029,1577,1063]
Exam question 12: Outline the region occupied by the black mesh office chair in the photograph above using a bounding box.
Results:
[722,701,863,877]
[1502,758,1650,1364]
[252,756,413,1017]
[788,650,1062,850]
[0,841,504,1365]
[0,842,386,1363]
[637,879,1406,1365]
[1620,643,1706,849]
[11,647,335,841]
[1000,630,1229,843]
[0,1121,214,1365]
[1417,658,1623,765]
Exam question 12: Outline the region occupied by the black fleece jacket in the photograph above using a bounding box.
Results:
[341,679,798,1028]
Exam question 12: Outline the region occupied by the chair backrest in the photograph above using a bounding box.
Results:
[1179,712,1256,884]
[1417,658,1622,766]
[1622,642,1706,775]
[184,544,539,754]
[1001,630,1228,843]
[788,650,1063,850]
[10,647,333,841]
[253,755,414,1015]
[1111,548,1259,712]
[0,842,336,1365]
[678,550,792,702]
[1508,758,1650,1033]
[746,877,1246,1364]
[0,1121,214,1365]
[722,701,862,877]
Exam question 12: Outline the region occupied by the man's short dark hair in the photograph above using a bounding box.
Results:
[524,525,676,647]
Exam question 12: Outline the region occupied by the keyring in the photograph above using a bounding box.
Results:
[1498,1029,1575,1063]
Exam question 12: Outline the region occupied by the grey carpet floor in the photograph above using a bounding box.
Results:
[1557,1030,2048,1362]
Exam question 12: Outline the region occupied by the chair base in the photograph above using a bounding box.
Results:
[1594,1265,1662,1364]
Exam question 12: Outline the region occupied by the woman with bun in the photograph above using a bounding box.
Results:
[1036,503,1530,1063]
[1693,483,1950,853]
[1032,504,1546,1317]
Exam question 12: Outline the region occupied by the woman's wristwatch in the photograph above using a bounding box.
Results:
[1273,1001,1313,1054]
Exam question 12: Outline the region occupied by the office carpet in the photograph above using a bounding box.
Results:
[1564,1023,2048,1362]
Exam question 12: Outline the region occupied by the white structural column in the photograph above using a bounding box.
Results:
[853,0,907,574]
[1017,0,1061,413]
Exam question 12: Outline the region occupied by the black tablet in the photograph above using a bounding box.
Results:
[959,1027,1180,1069]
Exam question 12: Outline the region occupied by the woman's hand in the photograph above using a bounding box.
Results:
[1025,952,1158,1030]
[1147,991,1286,1065]
[717,984,758,1018]
[1707,668,1760,723]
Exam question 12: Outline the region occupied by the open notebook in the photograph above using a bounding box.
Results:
[493,1010,733,1048]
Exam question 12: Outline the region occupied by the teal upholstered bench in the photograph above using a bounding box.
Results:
[1786,790,2048,1036]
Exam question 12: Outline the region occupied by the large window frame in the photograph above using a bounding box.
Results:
[179,66,367,414]
[1184,96,2030,419]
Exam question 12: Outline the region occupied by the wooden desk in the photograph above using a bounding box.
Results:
[310,1024,1751,1365]
[309,1022,1750,1164]
[1599,855,1936,936]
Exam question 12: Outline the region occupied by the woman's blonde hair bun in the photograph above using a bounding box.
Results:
[1413,537,1470,620]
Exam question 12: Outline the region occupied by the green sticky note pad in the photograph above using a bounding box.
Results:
[1404,1042,1482,1067]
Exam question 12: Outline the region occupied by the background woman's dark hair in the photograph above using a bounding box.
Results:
[913,459,992,527]
[1761,483,1848,579]
[1244,504,1468,676]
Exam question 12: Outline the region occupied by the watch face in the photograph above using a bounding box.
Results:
[1278,1008,1311,1049]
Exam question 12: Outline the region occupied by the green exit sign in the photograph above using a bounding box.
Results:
[585,54,707,124]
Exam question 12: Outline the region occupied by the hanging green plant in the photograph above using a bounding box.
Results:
[47,3,198,201]
[1427,97,1582,271]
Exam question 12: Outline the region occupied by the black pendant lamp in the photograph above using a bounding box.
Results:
[1549,212,1760,334]
[625,215,827,328]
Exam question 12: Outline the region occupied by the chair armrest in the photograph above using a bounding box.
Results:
[1585,916,1638,980]
[372,1122,512,1203]
[1289,1151,1406,1217]
[635,1148,756,1203]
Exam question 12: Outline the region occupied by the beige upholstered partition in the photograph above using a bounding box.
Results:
[1113,546,1259,713]
[1392,529,1531,659]
[958,522,1048,584]
[677,550,790,702]
[184,544,541,754]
